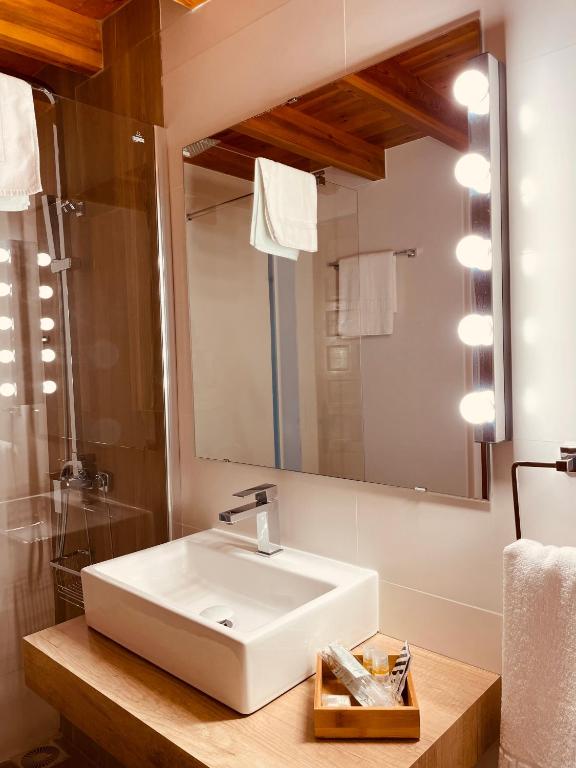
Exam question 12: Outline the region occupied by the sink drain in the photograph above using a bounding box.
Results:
[200,605,234,628]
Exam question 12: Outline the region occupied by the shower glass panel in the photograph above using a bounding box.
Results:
[0,92,168,759]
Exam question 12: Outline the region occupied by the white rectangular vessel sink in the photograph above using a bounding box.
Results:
[82,528,378,713]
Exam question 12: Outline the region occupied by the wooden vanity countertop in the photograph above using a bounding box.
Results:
[23,618,500,768]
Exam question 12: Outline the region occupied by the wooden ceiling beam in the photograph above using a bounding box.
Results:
[234,105,385,181]
[172,0,211,8]
[0,0,102,74]
[340,60,468,151]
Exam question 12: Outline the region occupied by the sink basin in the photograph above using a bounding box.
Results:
[82,528,378,713]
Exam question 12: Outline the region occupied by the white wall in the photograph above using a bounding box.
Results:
[161,0,576,686]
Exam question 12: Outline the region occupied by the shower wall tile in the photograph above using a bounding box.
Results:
[103,0,161,67]
[76,32,164,128]
[77,0,163,127]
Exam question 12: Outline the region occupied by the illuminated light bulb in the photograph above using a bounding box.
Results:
[453,69,490,114]
[37,252,51,267]
[0,316,13,331]
[459,390,496,425]
[454,153,491,193]
[0,282,11,297]
[0,382,16,397]
[0,248,10,264]
[40,317,55,331]
[455,235,492,270]
[38,285,53,299]
[42,380,57,394]
[41,348,56,363]
[0,349,14,364]
[457,314,493,346]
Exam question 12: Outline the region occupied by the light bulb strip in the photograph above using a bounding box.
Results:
[455,53,510,443]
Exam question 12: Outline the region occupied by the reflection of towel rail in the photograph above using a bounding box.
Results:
[328,249,416,268]
[186,170,326,221]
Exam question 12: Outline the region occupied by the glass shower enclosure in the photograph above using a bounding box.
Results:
[0,90,169,758]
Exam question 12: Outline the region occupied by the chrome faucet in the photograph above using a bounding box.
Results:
[219,484,282,556]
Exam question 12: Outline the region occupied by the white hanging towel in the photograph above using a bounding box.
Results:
[500,539,576,768]
[0,74,42,212]
[338,251,397,337]
[250,157,317,260]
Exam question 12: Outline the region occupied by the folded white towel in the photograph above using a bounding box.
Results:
[338,251,397,337]
[250,157,317,260]
[0,74,42,211]
[500,539,576,768]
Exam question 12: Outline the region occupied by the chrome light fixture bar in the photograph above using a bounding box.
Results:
[453,53,510,443]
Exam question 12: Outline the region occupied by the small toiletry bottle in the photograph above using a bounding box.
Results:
[362,647,374,673]
[372,650,390,683]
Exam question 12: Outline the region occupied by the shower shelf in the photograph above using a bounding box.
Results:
[50,549,92,610]
[2,520,52,544]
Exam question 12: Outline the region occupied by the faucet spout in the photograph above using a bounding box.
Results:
[218,484,282,556]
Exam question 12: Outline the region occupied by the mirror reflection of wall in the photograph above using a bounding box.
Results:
[184,19,507,500]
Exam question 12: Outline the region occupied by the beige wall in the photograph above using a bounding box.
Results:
[161,0,576,692]
[357,137,473,496]
[185,165,276,466]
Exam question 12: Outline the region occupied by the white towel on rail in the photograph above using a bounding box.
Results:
[0,74,42,212]
[250,157,317,260]
[499,539,576,768]
[338,251,397,337]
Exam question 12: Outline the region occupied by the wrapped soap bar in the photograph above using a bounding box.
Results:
[322,693,352,707]
[320,644,399,707]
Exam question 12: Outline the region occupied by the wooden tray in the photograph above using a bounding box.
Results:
[313,653,420,739]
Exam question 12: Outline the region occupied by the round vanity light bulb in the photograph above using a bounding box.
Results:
[459,390,496,425]
[456,235,492,270]
[457,314,494,346]
[39,285,53,299]
[41,348,56,363]
[453,69,489,114]
[454,153,491,193]
[37,252,51,267]
[0,349,15,364]
[40,317,55,331]
[0,382,16,397]
[0,282,11,297]
[42,380,57,394]
[0,248,11,264]
[0,316,13,331]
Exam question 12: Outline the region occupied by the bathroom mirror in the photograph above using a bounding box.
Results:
[182,19,510,499]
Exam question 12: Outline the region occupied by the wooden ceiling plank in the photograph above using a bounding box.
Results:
[341,60,468,151]
[234,105,385,181]
[172,0,211,8]
[0,0,102,74]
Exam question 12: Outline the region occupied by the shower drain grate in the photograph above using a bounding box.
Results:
[10,743,68,768]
